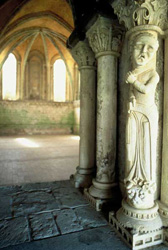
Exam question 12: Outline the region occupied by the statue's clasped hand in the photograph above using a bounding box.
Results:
[126,71,136,84]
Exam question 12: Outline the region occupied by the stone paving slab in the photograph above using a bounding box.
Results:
[12,190,60,216]
[0,226,129,250]
[74,206,108,229]
[29,212,60,240]
[59,192,89,208]
[0,217,30,249]
[20,180,73,192]
[2,226,168,250]
[53,209,83,234]
[53,185,89,208]
[0,195,12,220]
[52,186,82,196]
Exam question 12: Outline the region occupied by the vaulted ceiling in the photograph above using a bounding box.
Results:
[0,0,74,69]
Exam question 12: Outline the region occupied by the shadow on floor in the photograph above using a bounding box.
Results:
[0,181,167,250]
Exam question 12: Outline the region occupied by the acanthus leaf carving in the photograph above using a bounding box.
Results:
[86,16,121,55]
[71,40,96,68]
[112,0,168,30]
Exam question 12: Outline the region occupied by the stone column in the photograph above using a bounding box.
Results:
[86,16,120,199]
[109,0,168,248]
[159,35,168,226]
[71,40,96,188]
[0,69,2,100]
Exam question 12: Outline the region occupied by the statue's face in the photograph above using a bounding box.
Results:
[133,36,158,67]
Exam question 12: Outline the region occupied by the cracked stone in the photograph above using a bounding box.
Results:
[29,212,59,240]
[52,188,88,208]
[74,206,108,229]
[12,191,60,216]
[0,217,30,248]
[53,209,83,234]
[53,185,89,208]
[59,193,89,208]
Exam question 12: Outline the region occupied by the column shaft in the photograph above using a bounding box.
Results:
[161,37,168,206]
[86,16,120,199]
[96,55,117,182]
[71,41,96,188]
[89,54,117,199]
[0,70,2,100]
[79,67,96,172]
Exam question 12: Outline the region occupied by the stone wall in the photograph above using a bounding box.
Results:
[0,101,75,135]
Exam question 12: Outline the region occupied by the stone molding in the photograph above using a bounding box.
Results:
[86,16,120,57]
[112,0,168,31]
[121,199,159,221]
[71,40,96,69]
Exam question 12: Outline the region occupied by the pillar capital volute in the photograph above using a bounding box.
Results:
[111,0,168,32]
[86,16,121,57]
[71,40,96,70]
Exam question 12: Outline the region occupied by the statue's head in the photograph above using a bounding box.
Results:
[132,33,159,67]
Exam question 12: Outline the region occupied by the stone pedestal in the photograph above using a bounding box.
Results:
[86,16,120,202]
[71,41,96,188]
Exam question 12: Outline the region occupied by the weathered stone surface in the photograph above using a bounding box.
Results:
[0,217,30,248]
[52,186,82,196]
[0,186,21,220]
[53,186,89,208]
[21,180,74,192]
[1,226,131,250]
[0,185,21,196]
[53,209,83,234]
[59,193,89,209]
[21,183,52,192]
[0,195,12,220]
[12,191,60,216]
[75,206,108,229]
[29,213,59,240]
[0,101,74,136]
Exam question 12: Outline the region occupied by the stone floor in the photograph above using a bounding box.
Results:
[0,180,168,250]
[0,135,79,186]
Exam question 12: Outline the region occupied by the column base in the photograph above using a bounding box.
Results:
[158,201,168,226]
[70,166,94,188]
[84,188,107,211]
[109,199,164,249]
[117,199,162,232]
[88,178,117,199]
[158,201,168,245]
[109,212,163,250]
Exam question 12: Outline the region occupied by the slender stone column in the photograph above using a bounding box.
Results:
[0,69,2,100]
[71,40,96,188]
[159,35,168,225]
[86,16,120,199]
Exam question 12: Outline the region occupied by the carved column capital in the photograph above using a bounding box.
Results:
[112,0,168,31]
[86,16,121,58]
[71,40,96,69]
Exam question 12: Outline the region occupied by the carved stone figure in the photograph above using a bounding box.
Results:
[125,32,159,209]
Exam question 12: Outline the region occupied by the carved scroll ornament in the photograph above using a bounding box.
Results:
[112,0,168,30]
